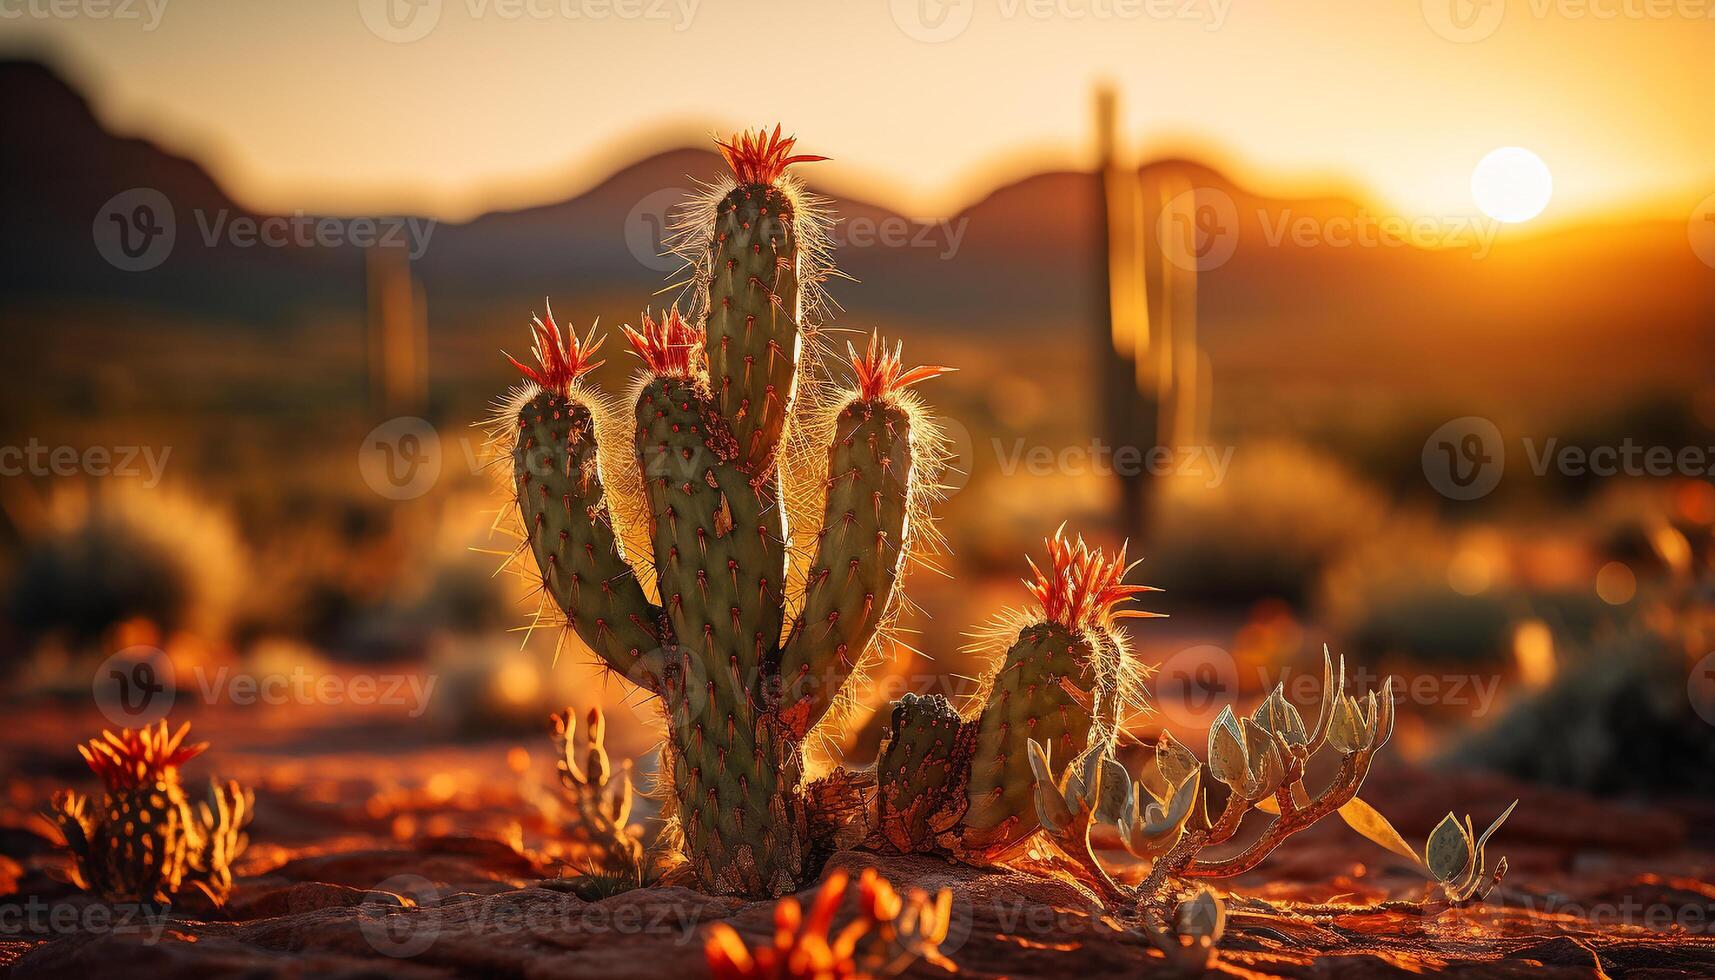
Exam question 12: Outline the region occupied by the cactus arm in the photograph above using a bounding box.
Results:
[778,398,913,735]
[707,180,801,471]
[516,389,669,690]
[704,127,826,471]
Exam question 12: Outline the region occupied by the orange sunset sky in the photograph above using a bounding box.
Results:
[5,0,1712,224]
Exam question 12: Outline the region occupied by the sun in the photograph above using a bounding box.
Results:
[1471,147,1553,224]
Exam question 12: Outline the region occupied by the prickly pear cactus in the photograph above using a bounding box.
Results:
[492,127,948,897]
[50,721,253,905]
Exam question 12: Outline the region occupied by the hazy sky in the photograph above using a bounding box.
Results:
[6,0,1712,223]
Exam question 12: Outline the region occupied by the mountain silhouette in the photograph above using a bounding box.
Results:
[2,57,1709,412]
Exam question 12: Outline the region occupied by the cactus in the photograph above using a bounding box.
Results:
[493,128,947,897]
[875,693,974,854]
[490,127,1514,921]
[49,721,253,905]
[959,530,1157,857]
[702,126,828,471]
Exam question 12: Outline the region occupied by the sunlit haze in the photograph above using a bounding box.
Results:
[6,0,1712,223]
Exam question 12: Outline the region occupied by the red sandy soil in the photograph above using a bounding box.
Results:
[3,700,1714,978]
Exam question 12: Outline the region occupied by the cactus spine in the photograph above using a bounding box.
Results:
[496,128,946,897]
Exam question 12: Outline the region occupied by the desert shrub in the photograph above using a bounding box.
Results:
[3,483,244,657]
[1346,585,1516,667]
[1444,628,1715,797]
[1147,440,1387,608]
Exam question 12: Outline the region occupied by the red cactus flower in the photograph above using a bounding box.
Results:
[622,308,703,377]
[703,868,952,980]
[1025,524,1162,631]
[507,301,606,392]
[848,333,954,402]
[77,720,207,792]
[716,125,828,187]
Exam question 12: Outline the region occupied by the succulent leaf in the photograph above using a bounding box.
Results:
[1176,888,1226,945]
[1155,731,1199,790]
[1207,706,1249,787]
[1027,740,1074,834]
[1326,695,1366,755]
[1425,812,1474,883]
[1335,797,1422,865]
[1095,755,1133,825]
[1122,768,1201,859]
[1251,684,1308,746]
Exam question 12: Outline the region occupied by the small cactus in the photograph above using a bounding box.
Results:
[549,706,645,884]
[874,693,974,854]
[959,529,1158,857]
[50,720,252,905]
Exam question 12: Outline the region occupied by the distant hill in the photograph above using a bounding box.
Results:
[0,60,366,326]
[2,57,1710,415]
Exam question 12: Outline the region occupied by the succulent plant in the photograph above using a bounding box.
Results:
[1424,801,1517,905]
[703,867,953,979]
[1014,646,1515,925]
[493,128,949,897]
[49,720,253,905]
